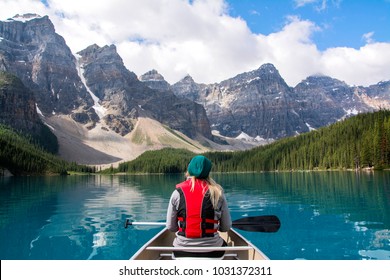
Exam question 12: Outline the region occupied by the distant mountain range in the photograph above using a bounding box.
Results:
[142,64,390,141]
[1,14,389,165]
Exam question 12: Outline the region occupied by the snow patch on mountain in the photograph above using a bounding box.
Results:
[7,14,42,22]
[35,104,43,117]
[75,55,107,119]
[36,104,56,131]
[344,108,359,116]
[236,131,253,141]
[306,122,316,131]
[235,132,274,144]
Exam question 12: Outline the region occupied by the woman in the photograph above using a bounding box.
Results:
[166,155,232,257]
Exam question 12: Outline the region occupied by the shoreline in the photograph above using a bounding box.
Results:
[2,167,389,177]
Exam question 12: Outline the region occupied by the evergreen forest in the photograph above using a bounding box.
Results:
[0,125,94,175]
[117,110,390,174]
[1,110,390,176]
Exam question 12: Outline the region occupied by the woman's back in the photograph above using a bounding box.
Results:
[166,155,231,248]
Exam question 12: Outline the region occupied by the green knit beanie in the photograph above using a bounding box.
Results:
[187,155,212,179]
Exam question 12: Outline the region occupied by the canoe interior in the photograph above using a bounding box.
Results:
[131,228,268,260]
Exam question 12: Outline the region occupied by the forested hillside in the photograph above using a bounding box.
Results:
[3,110,389,175]
[116,110,390,173]
[0,125,94,175]
[116,148,195,174]
[207,110,390,171]
[0,71,59,154]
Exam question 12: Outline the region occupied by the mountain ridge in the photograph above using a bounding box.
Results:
[0,14,221,166]
[1,13,389,167]
[142,66,389,140]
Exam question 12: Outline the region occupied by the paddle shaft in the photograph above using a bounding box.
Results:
[125,215,280,232]
[129,222,165,226]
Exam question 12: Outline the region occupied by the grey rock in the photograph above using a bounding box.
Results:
[0,71,41,133]
[139,69,170,92]
[0,14,96,122]
[77,44,212,138]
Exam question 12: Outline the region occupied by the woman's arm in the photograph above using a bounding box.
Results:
[218,194,232,232]
[166,190,180,232]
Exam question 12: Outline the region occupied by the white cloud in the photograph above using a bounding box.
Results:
[0,0,389,86]
[294,0,318,8]
[362,32,375,44]
[250,10,261,16]
[258,17,323,86]
[294,0,342,12]
[0,0,47,18]
[321,43,390,86]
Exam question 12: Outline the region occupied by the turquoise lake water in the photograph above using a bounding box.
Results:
[0,172,389,260]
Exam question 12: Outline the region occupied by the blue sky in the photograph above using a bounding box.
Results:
[227,0,390,50]
[1,0,390,86]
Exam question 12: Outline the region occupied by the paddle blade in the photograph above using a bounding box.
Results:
[232,215,281,232]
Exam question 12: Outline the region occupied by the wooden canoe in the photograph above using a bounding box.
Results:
[131,228,269,260]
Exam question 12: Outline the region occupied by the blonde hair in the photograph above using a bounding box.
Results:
[188,174,223,209]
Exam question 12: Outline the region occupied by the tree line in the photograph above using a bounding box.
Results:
[113,110,390,174]
[2,110,389,175]
[115,148,195,174]
[206,109,390,172]
[0,125,94,175]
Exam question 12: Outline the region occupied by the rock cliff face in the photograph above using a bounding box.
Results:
[163,64,389,140]
[0,71,40,132]
[1,13,389,160]
[0,15,212,140]
[139,69,171,92]
[207,64,306,139]
[171,64,307,139]
[293,76,372,128]
[358,81,390,109]
[0,14,97,126]
[77,44,212,138]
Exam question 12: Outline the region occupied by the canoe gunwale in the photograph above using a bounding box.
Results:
[146,246,254,251]
[130,227,269,260]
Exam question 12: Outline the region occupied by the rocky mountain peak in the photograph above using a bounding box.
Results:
[77,44,212,138]
[181,74,195,83]
[1,14,55,44]
[78,44,121,62]
[297,75,348,89]
[172,74,198,88]
[171,74,205,102]
[77,44,138,102]
[367,81,390,95]
[0,15,97,126]
[293,74,377,129]
[218,63,290,96]
[257,63,278,74]
[139,69,170,92]
[77,43,100,55]
[139,69,164,81]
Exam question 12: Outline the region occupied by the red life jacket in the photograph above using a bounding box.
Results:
[176,179,219,238]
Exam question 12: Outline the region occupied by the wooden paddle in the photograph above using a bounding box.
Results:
[125,215,280,233]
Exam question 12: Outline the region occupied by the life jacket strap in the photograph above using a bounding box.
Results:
[177,217,218,237]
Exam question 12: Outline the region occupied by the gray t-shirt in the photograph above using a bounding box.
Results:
[166,187,232,247]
